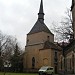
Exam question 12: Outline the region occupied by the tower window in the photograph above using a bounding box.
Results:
[47,36,49,38]
[27,39,29,43]
[47,36,50,41]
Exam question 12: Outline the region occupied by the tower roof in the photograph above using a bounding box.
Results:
[28,20,52,35]
[28,0,53,35]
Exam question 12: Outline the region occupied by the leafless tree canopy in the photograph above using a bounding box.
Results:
[0,30,24,72]
[0,31,23,69]
[51,9,73,42]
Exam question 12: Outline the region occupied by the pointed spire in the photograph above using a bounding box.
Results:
[38,0,44,22]
[39,0,44,14]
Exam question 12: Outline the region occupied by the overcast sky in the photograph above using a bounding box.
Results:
[0,0,71,48]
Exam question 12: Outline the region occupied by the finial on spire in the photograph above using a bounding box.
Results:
[38,0,44,22]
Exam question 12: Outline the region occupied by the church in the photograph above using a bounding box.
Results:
[23,0,61,73]
[23,0,75,74]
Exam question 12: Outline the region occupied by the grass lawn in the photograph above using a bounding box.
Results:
[0,72,38,75]
[0,72,60,75]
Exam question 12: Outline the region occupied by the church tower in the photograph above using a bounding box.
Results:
[71,0,75,38]
[23,0,60,72]
[27,0,54,43]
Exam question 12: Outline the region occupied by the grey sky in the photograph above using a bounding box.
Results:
[0,0,71,48]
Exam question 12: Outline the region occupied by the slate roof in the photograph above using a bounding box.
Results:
[28,0,53,35]
[28,20,53,35]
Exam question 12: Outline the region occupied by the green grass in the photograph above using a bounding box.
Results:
[0,72,38,75]
[0,72,60,75]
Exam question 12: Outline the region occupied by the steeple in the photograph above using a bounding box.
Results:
[28,0,53,35]
[38,0,44,22]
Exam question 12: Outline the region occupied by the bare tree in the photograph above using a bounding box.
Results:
[0,31,10,70]
[51,8,73,42]
[0,31,23,72]
[2,36,17,62]
[0,31,18,71]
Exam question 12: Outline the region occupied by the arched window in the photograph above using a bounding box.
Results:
[32,57,35,69]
